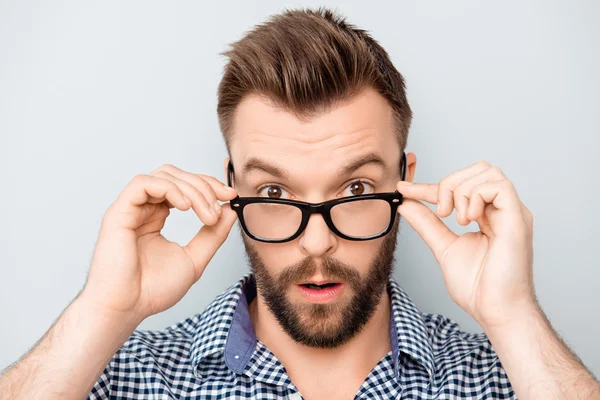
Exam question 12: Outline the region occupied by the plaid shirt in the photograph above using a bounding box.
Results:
[88,274,515,399]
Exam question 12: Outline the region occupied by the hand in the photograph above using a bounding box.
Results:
[81,164,239,322]
[395,161,536,328]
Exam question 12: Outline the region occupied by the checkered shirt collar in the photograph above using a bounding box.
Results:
[189,273,435,383]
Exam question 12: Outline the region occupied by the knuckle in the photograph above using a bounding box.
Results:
[160,163,175,171]
[438,178,450,193]
[152,170,172,181]
[199,174,216,183]
[196,178,217,199]
[131,174,148,184]
[452,186,464,198]
[502,179,515,190]
[477,160,492,168]
[150,164,175,175]
[452,183,468,199]
[490,166,503,176]
[188,190,204,205]
[196,176,212,190]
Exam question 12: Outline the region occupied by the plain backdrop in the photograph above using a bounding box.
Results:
[1,0,598,377]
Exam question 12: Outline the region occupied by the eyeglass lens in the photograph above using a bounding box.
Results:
[242,198,392,241]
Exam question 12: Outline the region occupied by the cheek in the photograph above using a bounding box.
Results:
[251,242,298,272]
[337,241,382,273]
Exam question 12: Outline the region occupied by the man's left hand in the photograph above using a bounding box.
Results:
[395,160,536,329]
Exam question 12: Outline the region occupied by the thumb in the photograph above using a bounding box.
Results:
[183,202,239,280]
[398,198,458,264]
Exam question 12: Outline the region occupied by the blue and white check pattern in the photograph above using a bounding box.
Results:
[88,274,516,399]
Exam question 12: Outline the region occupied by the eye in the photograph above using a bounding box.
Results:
[257,185,290,199]
[342,180,375,197]
[257,180,375,199]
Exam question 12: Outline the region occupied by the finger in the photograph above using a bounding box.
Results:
[152,165,238,202]
[454,166,505,225]
[152,171,220,226]
[437,161,492,219]
[466,191,493,236]
[118,174,190,210]
[455,193,470,226]
[397,198,458,264]
[151,166,220,214]
[158,170,222,212]
[395,182,439,204]
[466,189,486,223]
[196,174,239,201]
[471,180,520,211]
[111,175,192,230]
[469,180,523,236]
[394,161,491,214]
[183,203,239,280]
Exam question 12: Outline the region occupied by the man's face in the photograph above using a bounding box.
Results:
[228,87,404,348]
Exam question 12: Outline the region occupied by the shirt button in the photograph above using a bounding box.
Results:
[289,392,302,400]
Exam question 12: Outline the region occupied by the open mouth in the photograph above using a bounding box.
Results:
[300,282,341,290]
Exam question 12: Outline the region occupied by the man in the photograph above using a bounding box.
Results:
[0,6,598,400]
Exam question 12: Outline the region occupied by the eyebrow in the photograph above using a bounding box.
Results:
[241,152,387,179]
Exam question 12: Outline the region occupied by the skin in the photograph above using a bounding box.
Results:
[0,87,598,399]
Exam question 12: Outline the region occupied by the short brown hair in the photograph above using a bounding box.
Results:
[217,7,412,154]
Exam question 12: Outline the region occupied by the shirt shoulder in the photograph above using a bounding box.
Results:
[421,312,516,399]
[88,277,247,399]
[116,279,239,364]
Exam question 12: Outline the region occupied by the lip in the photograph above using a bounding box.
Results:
[296,283,344,304]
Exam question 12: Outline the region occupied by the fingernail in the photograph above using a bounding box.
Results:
[436,203,440,214]
[209,206,217,215]
[224,185,236,191]
[214,201,222,213]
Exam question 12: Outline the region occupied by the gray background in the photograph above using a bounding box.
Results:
[1,0,598,377]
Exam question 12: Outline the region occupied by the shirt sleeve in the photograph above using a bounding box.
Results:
[87,362,112,400]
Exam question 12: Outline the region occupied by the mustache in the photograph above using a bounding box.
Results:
[277,256,362,290]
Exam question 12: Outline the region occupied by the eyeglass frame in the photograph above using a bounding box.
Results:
[226,151,407,243]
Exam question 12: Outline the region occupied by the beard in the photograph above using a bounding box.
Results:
[240,216,400,349]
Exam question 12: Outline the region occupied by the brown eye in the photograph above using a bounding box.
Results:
[266,186,282,198]
[258,184,290,199]
[267,186,281,199]
[343,180,374,197]
[349,182,365,196]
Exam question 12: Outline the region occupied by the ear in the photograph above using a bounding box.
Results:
[405,152,417,183]
[223,157,231,186]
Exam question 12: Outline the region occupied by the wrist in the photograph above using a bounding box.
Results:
[76,288,145,333]
[480,300,543,339]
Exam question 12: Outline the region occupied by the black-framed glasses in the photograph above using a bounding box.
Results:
[227,151,407,243]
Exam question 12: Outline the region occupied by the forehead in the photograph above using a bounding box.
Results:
[229,87,400,183]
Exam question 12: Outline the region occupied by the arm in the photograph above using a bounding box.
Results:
[0,291,141,399]
[484,302,599,399]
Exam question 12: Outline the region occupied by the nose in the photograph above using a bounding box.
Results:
[298,213,337,257]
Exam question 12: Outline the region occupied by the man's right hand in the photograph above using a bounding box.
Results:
[0,164,240,399]
[81,164,239,322]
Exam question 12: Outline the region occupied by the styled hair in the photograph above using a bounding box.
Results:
[217,6,412,154]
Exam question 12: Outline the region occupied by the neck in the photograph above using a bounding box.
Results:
[248,285,392,383]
